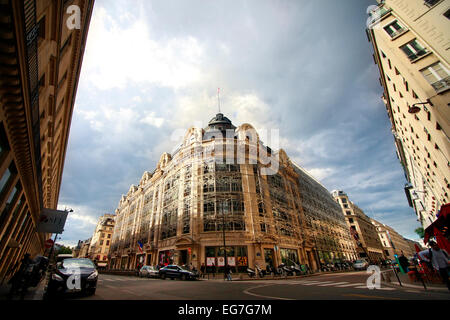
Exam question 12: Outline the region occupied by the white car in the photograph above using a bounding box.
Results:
[353,259,369,270]
[139,265,159,278]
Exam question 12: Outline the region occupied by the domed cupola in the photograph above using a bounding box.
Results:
[204,113,236,140]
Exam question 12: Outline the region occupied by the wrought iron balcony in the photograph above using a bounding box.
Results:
[431,76,450,92]
[406,49,428,61]
[389,27,406,38]
[368,5,392,24]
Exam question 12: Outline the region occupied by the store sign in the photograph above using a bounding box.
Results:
[206,257,216,266]
[237,256,248,266]
[36,209,69,234]
[227,257,236,266]
[218,257,225,267]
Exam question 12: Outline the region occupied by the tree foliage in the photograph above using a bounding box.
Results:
[414,227,425,239]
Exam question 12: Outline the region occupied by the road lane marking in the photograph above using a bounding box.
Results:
[243,285,295,300]
[317,282,349,287]
[342,294,401,300]
[335,283,365,287]
[300,281,334,286]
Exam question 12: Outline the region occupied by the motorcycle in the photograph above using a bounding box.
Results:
[255,265,265,278]
[278,263,294,276]
[291,264,303,276]
[8,255,48,299]
[247,267,256,278]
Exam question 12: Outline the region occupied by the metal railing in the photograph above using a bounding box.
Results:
[406,49,428,61]
[431,76,450,92]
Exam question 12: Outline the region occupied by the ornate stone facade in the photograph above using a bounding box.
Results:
[109,114,358,272]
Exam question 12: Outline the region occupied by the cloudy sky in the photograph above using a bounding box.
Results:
[57,0,422,247]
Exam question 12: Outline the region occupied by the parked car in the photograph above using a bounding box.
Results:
[353,259,369,270]
[159,265,199,280]
[139,265,159,278]
[45,258,98,298]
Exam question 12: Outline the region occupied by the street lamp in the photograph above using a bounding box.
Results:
[408,101,432,114]
[221,199,228,280]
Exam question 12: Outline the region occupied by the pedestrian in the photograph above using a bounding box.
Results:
[200,263,206,278]
[398,252,409,273]
[211,262,216,278]
[419,241,450,291]
[225,264,232,281]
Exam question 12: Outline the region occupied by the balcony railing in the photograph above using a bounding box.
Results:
[406,49,428,61]
[368,5,392,24]
[431,76,450,92]
[389,27,406,39]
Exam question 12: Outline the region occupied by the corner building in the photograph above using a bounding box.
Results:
[367,0,450,229]
[109,114,354,272]
[0,0,93,280]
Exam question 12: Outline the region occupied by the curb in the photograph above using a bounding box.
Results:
[381,280,449,293]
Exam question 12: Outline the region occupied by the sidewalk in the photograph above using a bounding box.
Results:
[0,276,48,301]
[199,269,356,281]
[381,270,449,293]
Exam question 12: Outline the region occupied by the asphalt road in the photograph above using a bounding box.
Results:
[64,271,449,300]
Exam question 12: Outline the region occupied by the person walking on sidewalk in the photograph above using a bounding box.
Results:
[200,263,206,279]
[419,241,450,291]
[398,252,410,273]
[225,264,232,281]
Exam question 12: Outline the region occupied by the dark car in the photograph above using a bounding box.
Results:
[159,265,199,280]
[45,258,98,298]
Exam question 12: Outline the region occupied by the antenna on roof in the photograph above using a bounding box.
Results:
[217,88,221,113]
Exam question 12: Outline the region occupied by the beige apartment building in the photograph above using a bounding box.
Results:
[0,0,93,282]
[76,238,91,258]
[109,113,355,272]
[332,191,385,263]
[367,0,450,230]
[371,218,416,259]
[88,214,114,268]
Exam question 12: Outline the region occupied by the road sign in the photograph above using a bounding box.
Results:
[44,239,54,249]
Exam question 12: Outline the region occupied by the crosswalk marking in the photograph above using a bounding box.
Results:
[300,281,334,286]
[317,282,349,287]
[335,282,365,287]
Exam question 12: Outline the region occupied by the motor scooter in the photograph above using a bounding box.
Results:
[247,267,256,278]
[255,265,265,278]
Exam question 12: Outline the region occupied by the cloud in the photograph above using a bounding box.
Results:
[81,5,205,91]
[58,0,422,246]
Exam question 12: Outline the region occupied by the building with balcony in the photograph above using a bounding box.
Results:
[332,191,385,263]
[0,0,94,281]
[371,218,417,259]
[88,214,114,268]
[109,113,357,273]
[78,238,91,258]
[366,0,450,229]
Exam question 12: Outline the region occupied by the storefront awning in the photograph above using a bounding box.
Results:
[97,263,107,267]
[424,203,450,252]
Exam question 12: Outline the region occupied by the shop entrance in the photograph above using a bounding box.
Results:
[146,254,152,265]
[264,248,275,268]
[179,250,188,266]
